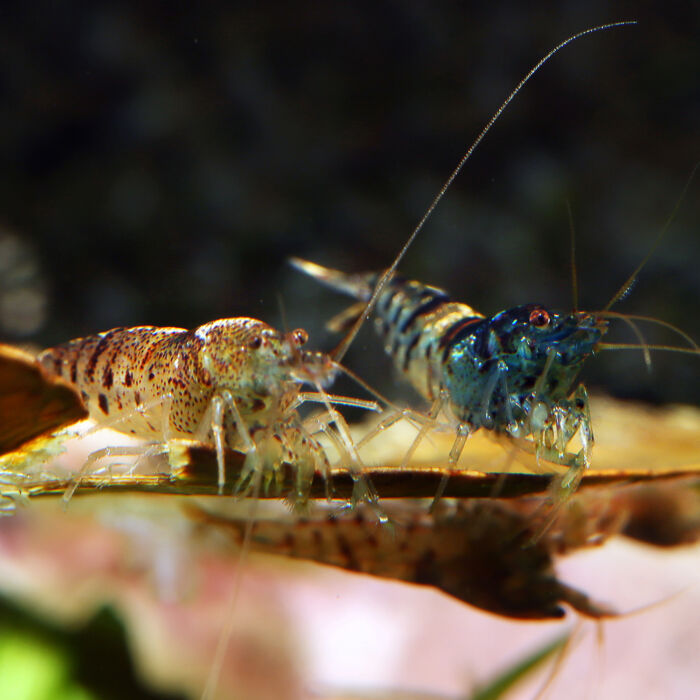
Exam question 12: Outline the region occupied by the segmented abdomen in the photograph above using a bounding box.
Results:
[372,275,484,401]
[38,326,207,439]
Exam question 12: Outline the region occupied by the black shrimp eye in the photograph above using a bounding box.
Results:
[529,308,551,327]
[291,329,308,346]
[248,335,262,349]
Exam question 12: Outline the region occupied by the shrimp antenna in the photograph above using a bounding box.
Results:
[330,359,429,431]
[333,20,637,362]
[597,343,699,356]
[599,312,653,370]
[595,311,699,350]
[566,199,580,312]
[276,292,289,333]
[331,360,395,411]
[604,160,699,311]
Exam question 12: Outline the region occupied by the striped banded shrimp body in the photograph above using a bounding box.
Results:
[292,184,698,511]
[292,260,607,497]
[289,20,698,506]
[37,317,377,506]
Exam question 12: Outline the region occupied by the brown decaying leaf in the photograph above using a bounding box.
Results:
[0,344,87,454]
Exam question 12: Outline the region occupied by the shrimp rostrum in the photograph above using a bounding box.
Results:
[38,317,376,504]
[291,259,608,492]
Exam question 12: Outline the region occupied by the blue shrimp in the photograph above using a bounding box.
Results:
[290,259,607,491]
[288,20,697,501]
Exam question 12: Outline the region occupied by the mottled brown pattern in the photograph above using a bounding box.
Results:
[85,332,113,382]
[205,500,615,620]
[37,317,340,503]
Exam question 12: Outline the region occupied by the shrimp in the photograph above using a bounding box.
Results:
[288,20,698,506]
[291,207,698,512]
[291,260,606,492]
[37,317,378,506]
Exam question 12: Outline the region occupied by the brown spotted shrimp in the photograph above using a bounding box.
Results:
[37,317,378,505]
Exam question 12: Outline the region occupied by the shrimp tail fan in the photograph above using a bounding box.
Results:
[289,257,378,333]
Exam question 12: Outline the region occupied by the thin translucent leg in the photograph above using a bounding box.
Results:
[209,396,227,495]
[83,392,173,436]
[221,390,259,497]
[195,391,257,496]
[310,379,389,525]
[354,406,433,451]
[478,362,507,428]
[429,421,470,513]
[302,417,337,502]
[401,395,445,470]
[294,409,349,508]
[62,444,165,505]
[485,367,521,501]
[291,392,381,413]
[160,394,173,441]
[528,390,593,542]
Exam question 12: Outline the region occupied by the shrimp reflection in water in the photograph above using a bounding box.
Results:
[195,497,617,620]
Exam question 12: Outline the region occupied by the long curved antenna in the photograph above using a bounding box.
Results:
[331,360,431,431]
[604,161,699,311]
[333,20,637,362]
[330,360,395,409]
[601,313,652,370]
[597,343,700,356]
[566,199,580,312]
[588,309,700,369]
[595,311,699,350]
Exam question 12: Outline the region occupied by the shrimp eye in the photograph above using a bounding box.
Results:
[291,329,308,346]
[529,308,550,327]
[248,335,262,349]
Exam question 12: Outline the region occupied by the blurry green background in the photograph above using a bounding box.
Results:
[0,597,185,700]
[0,2,697,405]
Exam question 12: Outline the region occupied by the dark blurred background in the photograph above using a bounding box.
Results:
[0,1,697,406]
